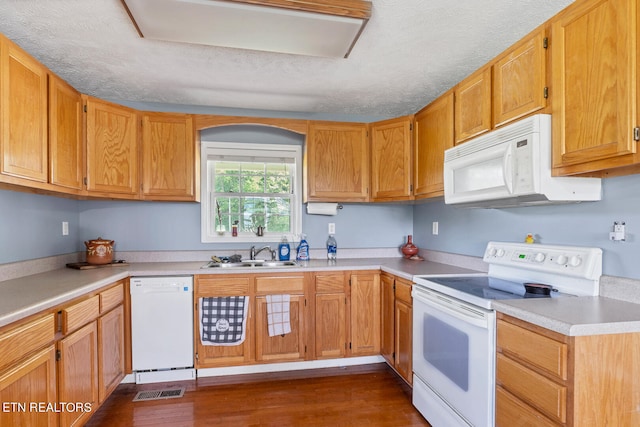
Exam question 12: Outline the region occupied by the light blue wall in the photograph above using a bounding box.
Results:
[412,174,640,279]
[0,190,80,264]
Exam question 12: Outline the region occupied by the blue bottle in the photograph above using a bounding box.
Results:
[278,236,290,261]
[296,234,310,261]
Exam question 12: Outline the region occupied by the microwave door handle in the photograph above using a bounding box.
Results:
[503,145,514,193]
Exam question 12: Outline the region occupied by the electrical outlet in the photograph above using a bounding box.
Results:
[432,221,439,235]
[328,223,335,235]
[62,221,69,236]
[609,221,626,242]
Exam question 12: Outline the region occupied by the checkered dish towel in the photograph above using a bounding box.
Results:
[199,296,249,346]
[266,294,291,337]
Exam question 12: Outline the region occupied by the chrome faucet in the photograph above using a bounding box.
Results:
[250,245,276,260]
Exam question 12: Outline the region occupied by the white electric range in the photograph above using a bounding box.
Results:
[411,241,602,427]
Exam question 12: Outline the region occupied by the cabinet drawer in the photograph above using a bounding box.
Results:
[395,280,412,305]
[497,353,566,423]
[100,282,124,313]
[496,386,561,427]
[62,295,100,334]
[255,276,304,294]
[497,319,567,380]
[315,274,345,293]
[196,276,250,296]
[0,314,55,372]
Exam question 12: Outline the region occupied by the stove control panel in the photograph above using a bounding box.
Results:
[483,241,602,280]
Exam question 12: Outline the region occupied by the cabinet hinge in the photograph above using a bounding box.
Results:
[304,299,307,307]
[55,350,61,361]
[543,37,549,49]
[409,123,413,131]
[392,352,395,361]
[409,184,413,192]
[349,342,352,350]
[543,87,549,99]
[83,177,88,186]
[195,352,199,360]
[304,345,307,353]
[83,104,87,113]
[349,278,352,287]
[634,127,640,141]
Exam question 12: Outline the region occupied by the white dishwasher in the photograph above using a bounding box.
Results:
[130,276,196,384]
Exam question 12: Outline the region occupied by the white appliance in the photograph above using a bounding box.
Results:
[443,114,602,208]
[130,276,196,384]
[412,241,602,427]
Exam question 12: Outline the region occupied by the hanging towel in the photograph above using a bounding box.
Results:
[199,296,249,346]
[266,294,291,337]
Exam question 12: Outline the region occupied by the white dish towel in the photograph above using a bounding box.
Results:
[266,294,291,337]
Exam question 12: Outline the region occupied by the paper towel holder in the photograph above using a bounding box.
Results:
[306,203,343,216]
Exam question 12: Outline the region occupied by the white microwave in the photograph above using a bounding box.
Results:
[443,114,601,208]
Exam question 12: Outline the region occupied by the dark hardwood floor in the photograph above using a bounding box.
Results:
[86,363,431,426]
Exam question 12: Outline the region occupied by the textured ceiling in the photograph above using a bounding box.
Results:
[0,0,573,118]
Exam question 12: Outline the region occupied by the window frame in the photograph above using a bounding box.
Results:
[200,141,303,243]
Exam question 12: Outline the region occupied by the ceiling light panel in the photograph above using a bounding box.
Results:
[123,0,369,58]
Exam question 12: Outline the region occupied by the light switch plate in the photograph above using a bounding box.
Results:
[328,223,336,235]
[432,221,439,235]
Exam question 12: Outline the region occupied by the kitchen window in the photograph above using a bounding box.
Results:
[200,141,302,242]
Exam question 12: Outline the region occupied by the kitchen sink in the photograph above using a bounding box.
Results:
[200,260,299,269]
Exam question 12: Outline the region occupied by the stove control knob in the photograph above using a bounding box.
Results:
[556,254,568,265]
[534,252,546,263]
[496,248,505,257]
[569,255,582,267]
[488,248,497,257]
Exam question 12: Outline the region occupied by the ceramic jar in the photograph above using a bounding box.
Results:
[401,235,419,258]
[85,237,114,265]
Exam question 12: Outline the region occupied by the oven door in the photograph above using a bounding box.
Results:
[412,285,495,427]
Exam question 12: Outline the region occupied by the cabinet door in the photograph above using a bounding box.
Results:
[350,273,381,356]
[414,92,454,198]
[380,273,395,365]
[85,96,139,197]
[58,321,98,427]
[315,293,346,359]
[493,29,547,127]
[395,278,413,383]
[255,294,306,362]
[395,299,412,385]
[49,75,83,191]
[455,66,492,144]
[142,112,196,201]
[551,0,637,174]
[194,276,253,368]
[306,122,369,202]
[98,305,125,404]
[0,346,57,427]
[370,116,413,201]
[0,35,48,182]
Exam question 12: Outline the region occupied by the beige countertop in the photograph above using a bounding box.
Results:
[493,296,640,336]
[0,257,479,328]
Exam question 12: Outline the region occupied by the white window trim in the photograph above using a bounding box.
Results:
[200,141,303,243]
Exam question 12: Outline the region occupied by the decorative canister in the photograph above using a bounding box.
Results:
[401,235,419,258]
[85,237,114,265]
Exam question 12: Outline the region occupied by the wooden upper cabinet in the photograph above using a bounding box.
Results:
[0,35,48,182]
[414,91,454,199]
[49,75,84,191]
[141,112,197,201]
[455,65,492,144]
[493,29,547,127]
[306,122,369,202]
[551,0,638,176]
[85,96,140,198]
[370,115,413,201]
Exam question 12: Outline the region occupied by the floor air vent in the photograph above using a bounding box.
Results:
[132,387,185,402]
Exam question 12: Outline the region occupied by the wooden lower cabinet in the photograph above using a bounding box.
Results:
[0,346,58,427]
[314,273,347,359]
[194,275,254,367]
[98,305,125,403]
[380,272,412,384]
[58,321,99,427]
[255,294,306,362]
[350,272,381,356]
[497,313,640,427]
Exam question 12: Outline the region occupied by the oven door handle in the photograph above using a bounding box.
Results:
[413,287,491,329]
